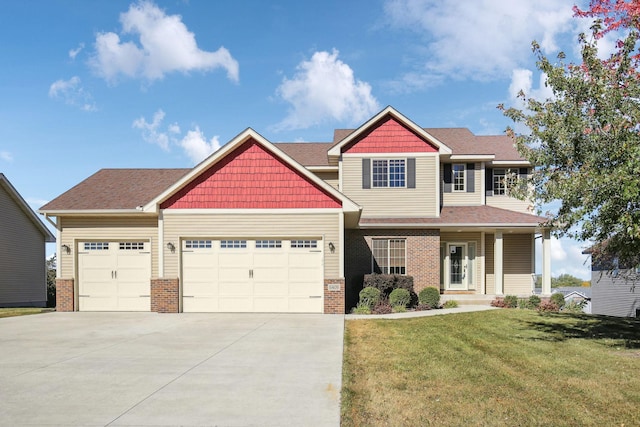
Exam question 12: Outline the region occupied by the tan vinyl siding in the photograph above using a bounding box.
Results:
[0,186,47,306]
[503,234,534,295]
[162,212,340,279]
[341,155,438,217]
[313,171,339,190]
[591,270,640,317]
[441,163,482,206]
[485,234,495,294]
[440,232,481,292]
[59,216,158,279]
[487,196,532,214]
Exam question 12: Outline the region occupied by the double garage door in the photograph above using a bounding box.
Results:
[77,241,151,311]
[182,238,324,313]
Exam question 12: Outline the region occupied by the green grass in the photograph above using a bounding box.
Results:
[0,307,53,318]
[342,309,640,427]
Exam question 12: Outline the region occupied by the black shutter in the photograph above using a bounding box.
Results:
[362,158,371,189]
[443,163,452,193]
[485,167,493,197]
[519,167,528,178]
[407,158,416,188]
[466,163,475,193]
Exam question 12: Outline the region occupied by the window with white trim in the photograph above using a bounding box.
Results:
[220,240,247,249]
[119,242,145,250]
[372,239,406,275]
[372,159,406,188]
[255,240,282,248]
[493,168,516,195]
[185,240,212,249]
[84,242,109,251]
[291,240,318,248]
[453,164,465,192]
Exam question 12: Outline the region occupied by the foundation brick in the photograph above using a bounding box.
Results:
[324,278,346,314]
[55,278,74,312]
[151,278,180,313]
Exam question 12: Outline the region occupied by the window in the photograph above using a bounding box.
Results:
[493,168,515,195]
[119,242,145,250]
[185,240,212,249]
[220,240,247,249]
[255,240,282,248]
[452,164,465,191]
[84,242,109,251]
[372,239,406,274]
[372,159,405,188]
[291,240,318,248]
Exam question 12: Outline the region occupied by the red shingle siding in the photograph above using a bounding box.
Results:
[344,116,438,154]
[161,139,341,209]
[324,279,345,314]
[56,279,74,312]
[150,278,179,313]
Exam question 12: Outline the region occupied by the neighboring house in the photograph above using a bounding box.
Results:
[552,287,592,314]
[39,107,552,313]
[0,174,55,307]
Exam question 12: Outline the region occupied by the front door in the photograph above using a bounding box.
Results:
[447,243,467,290]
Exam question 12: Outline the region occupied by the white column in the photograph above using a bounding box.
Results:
[338,212,345,278]
[480,231,486,295]
[494,230,504,295]
[158,211,164,278]
[542,228,552,296]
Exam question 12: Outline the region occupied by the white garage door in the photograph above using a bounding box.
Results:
[182,239,323,313]
[77,241,151,311]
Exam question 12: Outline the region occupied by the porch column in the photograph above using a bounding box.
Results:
[494,231,504,295]
[541,229,552,296]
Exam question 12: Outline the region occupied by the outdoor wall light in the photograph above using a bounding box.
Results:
[328,242,335,253]
[61,244,71,254]
[166,242,176,253]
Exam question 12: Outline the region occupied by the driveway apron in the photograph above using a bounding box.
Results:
[0,312,344,426]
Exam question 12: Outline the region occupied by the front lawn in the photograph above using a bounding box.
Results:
[342,309,640,426]
[0,307,53,318]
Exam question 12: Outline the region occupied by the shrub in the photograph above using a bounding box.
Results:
[491,298,507,308]
[443,300,459,309]
[537,300,560,312]
[364,274,415,298]
[372,300,393,315]
[415,303,433,311]
[389,288,411,309]
[419,287,440,308]
[562,300,586,314]
[359,286,381,309]
[352,303,371,315]
[528,295,541,308]
[503,295,518,308]
[518,298,530,309]
[392,305,407,313]
[550,293,566,309]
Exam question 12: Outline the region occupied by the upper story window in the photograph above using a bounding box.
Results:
[493,168,514,196]
[372,159,405,188]
[452,164,465,192]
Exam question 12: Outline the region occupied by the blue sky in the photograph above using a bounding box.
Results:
[0,0,598,279]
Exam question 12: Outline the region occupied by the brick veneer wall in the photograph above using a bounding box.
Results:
[151,278,179,313]
[324,279,345,314]
[345,229,440,310]
[56,278,74,312]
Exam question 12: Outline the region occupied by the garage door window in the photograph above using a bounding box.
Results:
[221,240,247,248]
[119,242,145,250]
[255,240,282,248]
[291,240,318,248]
[185,240,212,249]
[84,242,109,250]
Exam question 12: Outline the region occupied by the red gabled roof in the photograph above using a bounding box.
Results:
[342,116,438,153]
[160,138,341,209]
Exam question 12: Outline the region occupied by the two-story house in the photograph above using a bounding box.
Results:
[40,107,552,313]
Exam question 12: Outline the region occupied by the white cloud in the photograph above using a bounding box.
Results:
[48,76,97,111]
[536,236,591,280]
[133,109,219,163]
[384,0,575,88]
[69,43,84,60]
[89,1,239,83]
[509,68,555,104]
[0,151,13,162]
[179,127,220,164]
[274,49,380,130]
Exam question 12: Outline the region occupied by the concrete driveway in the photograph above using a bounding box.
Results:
[0,312,344,426]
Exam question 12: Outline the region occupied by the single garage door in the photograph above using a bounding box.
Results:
[77,241,151,311]
[182,239,323,313]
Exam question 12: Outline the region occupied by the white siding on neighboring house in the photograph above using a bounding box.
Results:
[162,212,341,279]
[0,184,48,307]
[591,270,639,317]
[341,155,438,217]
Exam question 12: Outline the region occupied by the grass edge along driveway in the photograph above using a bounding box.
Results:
[0,307,53,318]
[342,309,640,427]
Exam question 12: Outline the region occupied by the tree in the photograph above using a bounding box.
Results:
[46,254,56,308]
[551,273,585,288]
[499,0,640,268]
